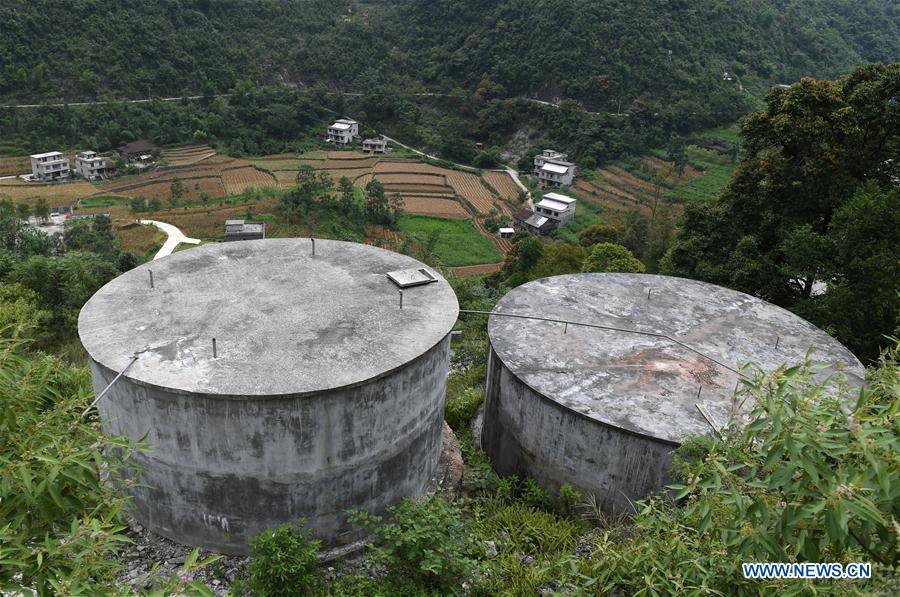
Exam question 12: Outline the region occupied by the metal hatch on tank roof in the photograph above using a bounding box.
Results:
[386,268,438,288]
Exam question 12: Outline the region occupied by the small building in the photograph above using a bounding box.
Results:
[534,192,577,225]
[513,207,556,236]
[534,149,576,187]
[29,151,70,182]
[224,219,266,242]
[498,227,515,239]
[118,140,157,163]
[362,137,388,153]
[74,151,109,180]
[326,119,359,144]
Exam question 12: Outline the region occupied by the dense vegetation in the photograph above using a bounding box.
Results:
[1,1,898,166]
[663,63,899,362]
[2,0,897,107]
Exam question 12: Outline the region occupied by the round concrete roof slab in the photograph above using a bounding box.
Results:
[488,273,864,444]
[79,239,459,397]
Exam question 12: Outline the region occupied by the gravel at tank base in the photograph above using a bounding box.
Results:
[78,239,459,397]
[488,273,864,443]
[117,517,250,595]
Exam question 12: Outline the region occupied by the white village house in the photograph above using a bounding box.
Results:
[29,151,70,182]
[326,119,359,144]
[74,151,108,180]
[534,192,577,225]
[533,149,576,187]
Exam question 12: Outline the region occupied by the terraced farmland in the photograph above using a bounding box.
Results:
[400,196,468,219]
[373,161,447,175]
[160,144,216,166]
[222,166,277,195]
[483,171,522,203]
[446,170,495,214]
[321,151,382,170]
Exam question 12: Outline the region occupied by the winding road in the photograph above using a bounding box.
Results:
[138,219,201,260]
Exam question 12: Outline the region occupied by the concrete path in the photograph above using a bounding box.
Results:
[138,219,201,260]
[501,166,534,209]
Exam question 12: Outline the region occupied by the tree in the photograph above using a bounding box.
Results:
[148,197,162,211]
[33,198,49,224]
[338,176,356,214]
[16,203,30,221]
[578,223,623,247]
[169,177,185,206]
[129,197,146,214]
[364,180,389,224]
[582,242,645,273]
[795,183,900,360]
[663,64,900,361]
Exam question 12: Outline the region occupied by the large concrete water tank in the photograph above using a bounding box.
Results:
[78,239,459,554]
[482,273,864,514]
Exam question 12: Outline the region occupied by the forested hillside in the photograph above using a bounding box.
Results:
[2,0,897,117]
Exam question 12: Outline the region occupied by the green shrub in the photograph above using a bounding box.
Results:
[556,483,582,517]
[249,519,321,597]
[521,478,551,510]
[444,386,483,432]
[347,495,478,591]
[478,502,582,557]
[0,338,146,596]
[318,574,437,597]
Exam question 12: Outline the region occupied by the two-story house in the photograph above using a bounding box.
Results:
[74,151,109,180]
[362,137,388,153]
[534,192,577,225]
[29,151,70,182]
[326,119,359,144]
[533,149,576,187]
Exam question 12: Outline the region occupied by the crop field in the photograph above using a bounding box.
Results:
[364,224,403,249]
[116,178,227,202]
[448,262,504,277]
[446,170,496,214]
[643,155,702,179]
[571,179,652,216]
[222,166,277,195]
[272,170,301,187]
[601,166,662,196]
[382,182,454,195]
[160,144,216,166]
[665,147,736,202]
[0,155,31,177]
[324,168,372,185]
[353,173,375,188]
[400,196,468,219]
[0,179,98,206]
[483,171,521,202]
[321,157,381,169]
[375,172,447,186]
[396,215,501,267]
[149,198,280,239]
[115,221,166,258]
[373,161,446,175]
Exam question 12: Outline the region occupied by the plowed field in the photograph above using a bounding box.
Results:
[401,196,468,219]
[222,167,277,195]
[483,171,522,202]
[447,171,495,213]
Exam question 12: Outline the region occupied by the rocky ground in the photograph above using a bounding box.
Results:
[117,518,250,595]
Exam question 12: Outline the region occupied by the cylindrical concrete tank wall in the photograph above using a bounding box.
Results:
[78,239,459,554]
[482,273,864,514]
